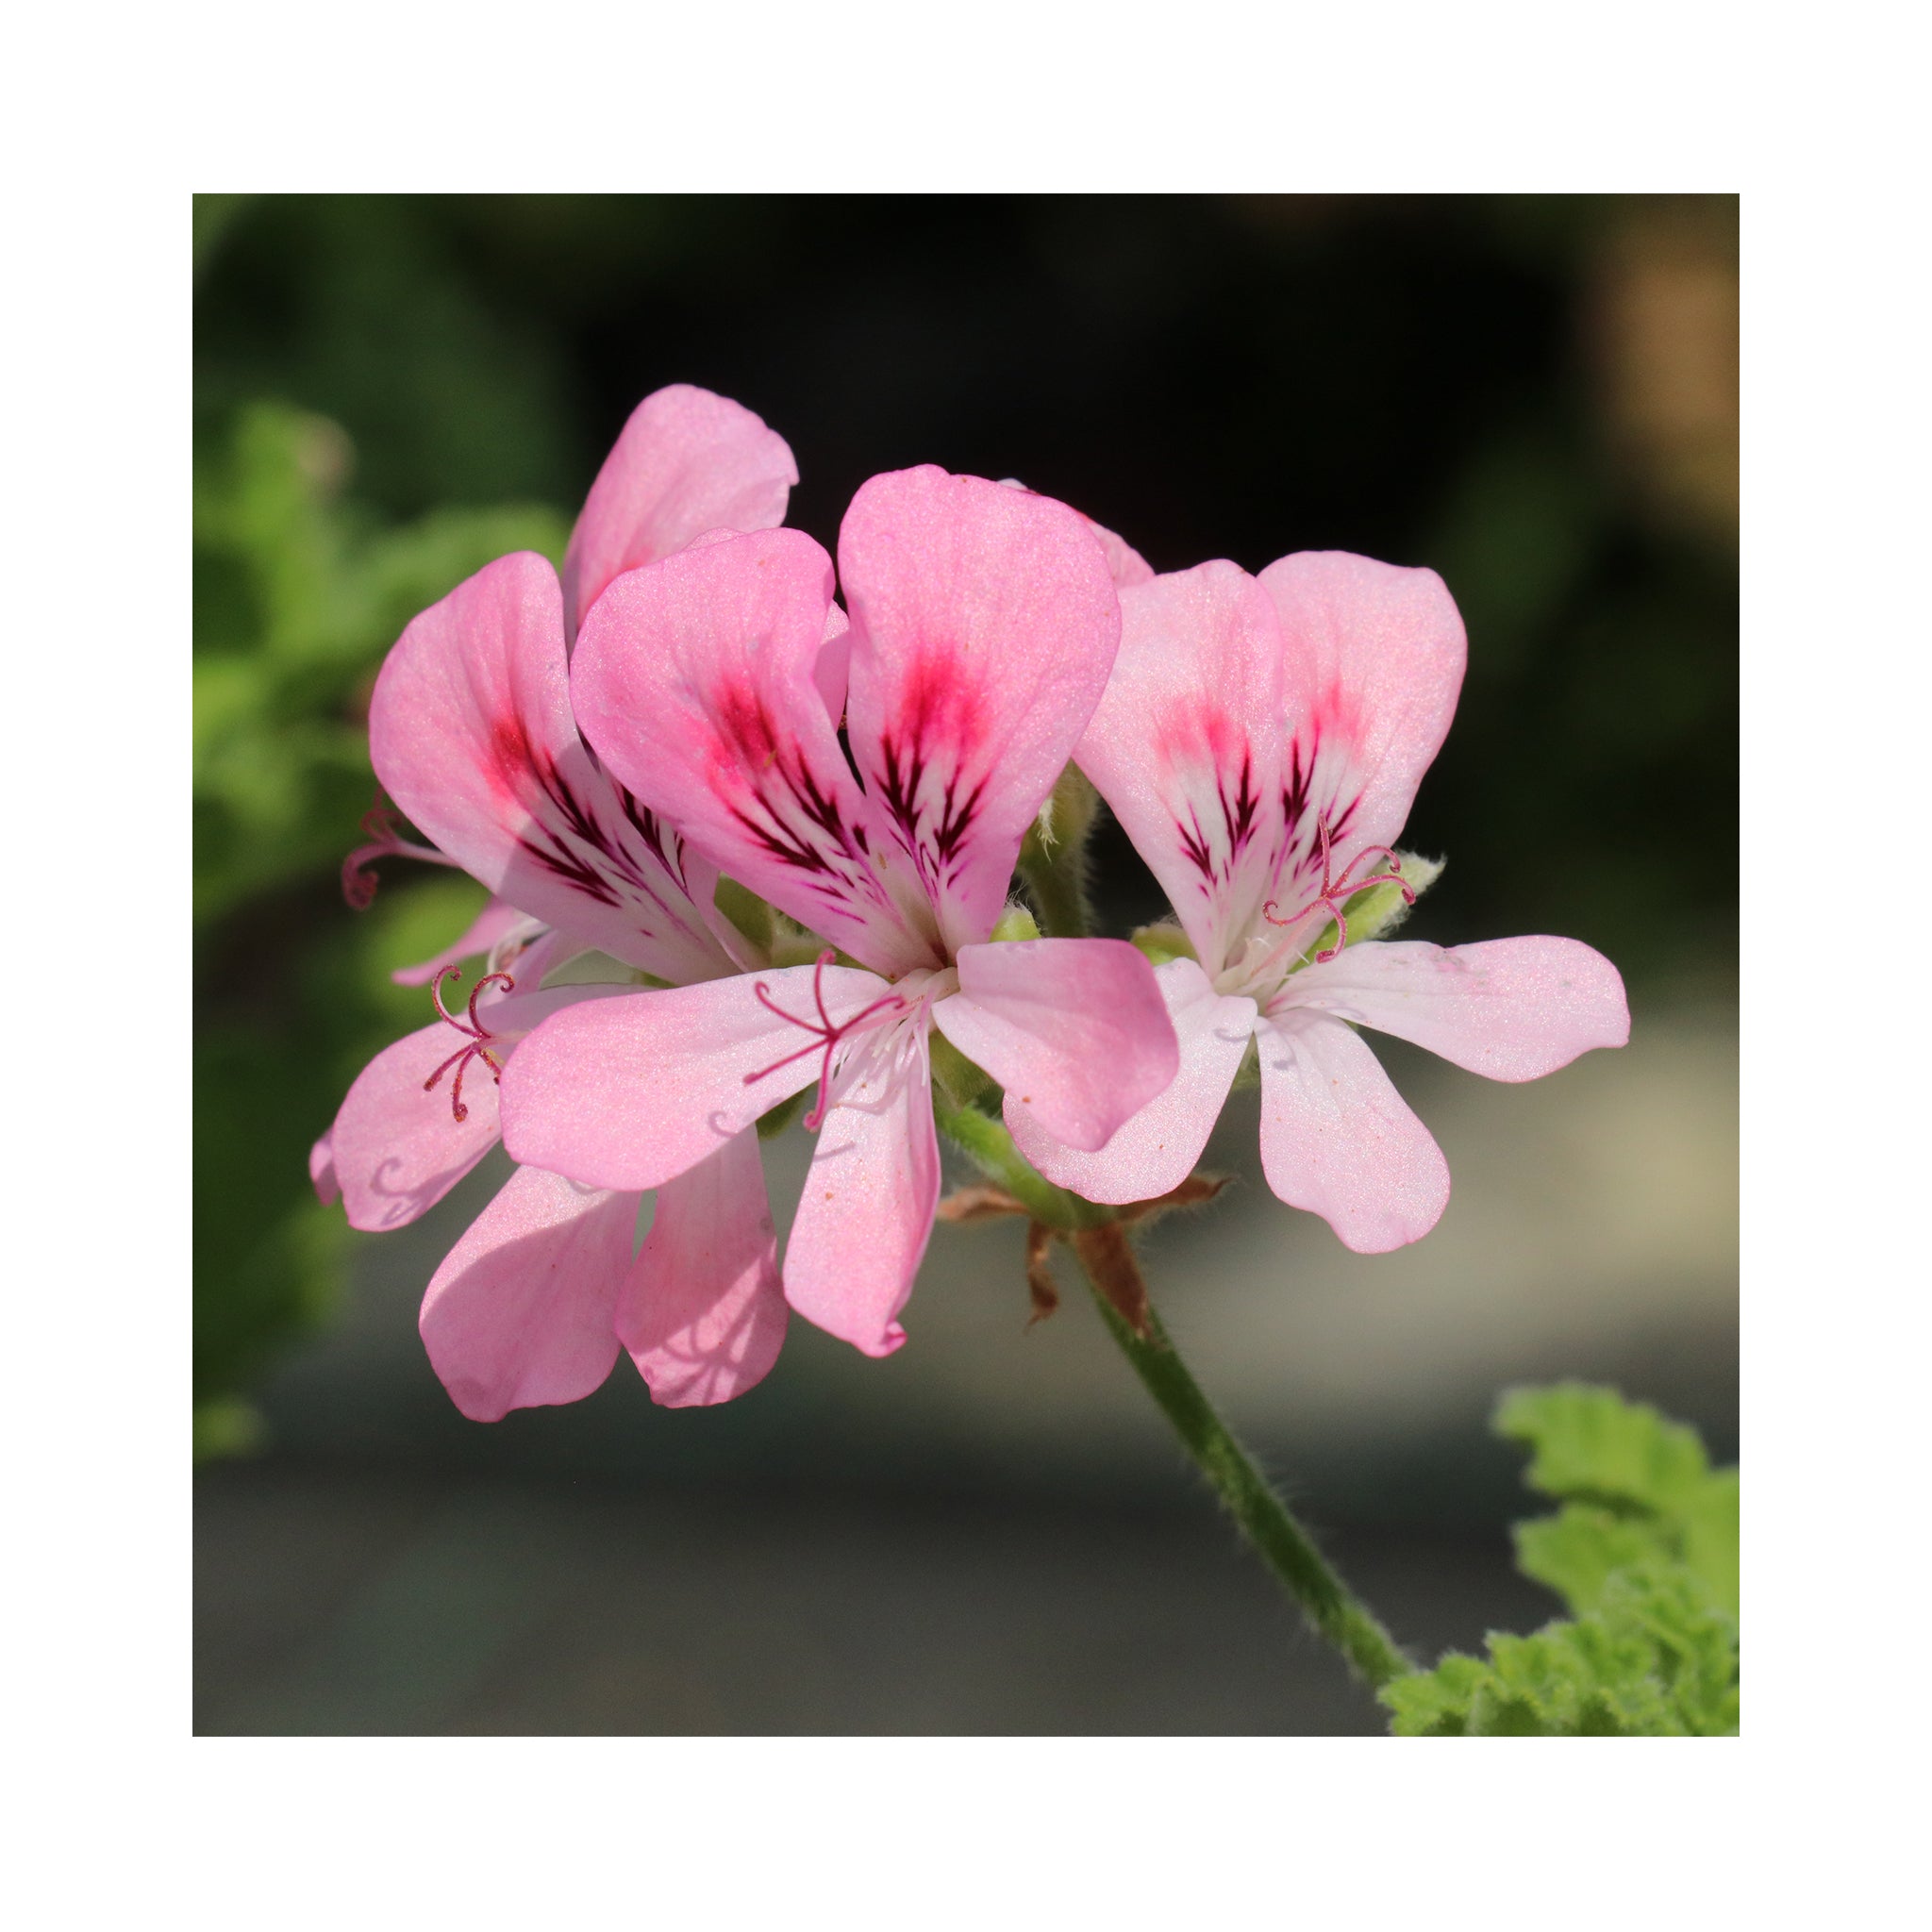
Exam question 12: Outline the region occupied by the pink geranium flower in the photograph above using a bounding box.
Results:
[313,384,804,1419]
[1005,551,1631,1252]
[500,467,1181,1357]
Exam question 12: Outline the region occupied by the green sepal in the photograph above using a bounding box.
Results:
[928,1029,993,1111]
[1130,923,1196,967]
[990,904,1041,943]
[756,1090,807,1141]
[713,874,774,953]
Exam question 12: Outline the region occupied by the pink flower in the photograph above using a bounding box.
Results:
[314,384,802,1420]
[500,467,1182,1357]
[1004,551,1631,1252]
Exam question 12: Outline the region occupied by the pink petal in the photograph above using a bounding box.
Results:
[1255,1009,1450,1253]
[1084,514,1156,588]
[561,384,796,642]
[390,894,526,987]
[308,1133,338,1207]
[328,984,614,1232]
[1256,551,1465,878]
[1006,958,1256,1204]
[815,601,852,726]
[620,1127,788,1407]
[782,1016,938,1358]
[329,1020,505,1232]
[933,938,1180,1153]
[371,551,736,985]
[572,528,938,976]
[1274,937,1630,1081]
[417,1165,634,1423]
[1074,560,1289,975]
[499,964,895,1192]
[839,467,1123,955]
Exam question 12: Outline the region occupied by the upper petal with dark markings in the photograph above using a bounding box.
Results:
[371,550,740,986]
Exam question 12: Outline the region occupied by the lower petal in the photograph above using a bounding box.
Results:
[1278,936,1630,1081]
[937,938,1180,1153]
[330,1021,506,1232]
[329,984,616,1232]
[500,964,893,1192]
[1007,959,1256,1205]
[1256,1010,1449,1253]
[417,1165,634,1423]
[620,1127,789,1407]
[782,1018,938,1357]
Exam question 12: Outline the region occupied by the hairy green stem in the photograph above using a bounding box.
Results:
[937,1100,1412,1690]
[1017,845,1092,941]
[1081,1271,1414,1690]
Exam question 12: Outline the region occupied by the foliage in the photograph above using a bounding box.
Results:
[192,398,569,1451]
[1379,1385,1739,1735]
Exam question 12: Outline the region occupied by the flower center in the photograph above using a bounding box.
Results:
[742,949,909,1130]
[422,964,516,1123]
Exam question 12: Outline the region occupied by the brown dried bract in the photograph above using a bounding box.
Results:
[1071,1222,1152,1338]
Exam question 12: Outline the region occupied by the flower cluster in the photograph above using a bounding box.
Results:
[313,385,1628,1423]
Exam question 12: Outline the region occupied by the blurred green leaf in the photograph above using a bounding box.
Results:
[192,396,566,1433]
[1496,1380,1711,1518]
[1381,1386,1739,1735]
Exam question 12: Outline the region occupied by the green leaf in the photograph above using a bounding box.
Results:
[1495,1381,1711,1516]
[1381,1386,1739,1735]
[1513,1504,1672,1615]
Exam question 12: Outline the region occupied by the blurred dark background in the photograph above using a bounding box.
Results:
[192,193,1738,1734]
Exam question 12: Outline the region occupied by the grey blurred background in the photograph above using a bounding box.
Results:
[193,193,1737,1734]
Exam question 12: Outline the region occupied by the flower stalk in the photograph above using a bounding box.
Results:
[937,1103,1413,1690]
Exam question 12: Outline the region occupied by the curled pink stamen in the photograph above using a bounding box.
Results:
[422,965,515,1124]
[1261,818,1415,964]
[341,793,458,909]
[741,948,906,1131]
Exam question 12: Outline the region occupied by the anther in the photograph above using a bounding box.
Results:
[1261,817,1415,964]
[741,949,906,1130]
[422,965,516,1124]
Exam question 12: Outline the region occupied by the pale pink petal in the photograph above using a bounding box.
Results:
[1255,1009,1449,1253]
[572,528,937,976]
[1007,958,1256,1204]
[621,1127,788,1407]
[417,1165,634,1423]
[1074,560,1289,975]
[1085,514,1156,588]
[1256,552,1465,906]
[932,938,1179,1153]
[499,963,895,1192]
[815,601,852,726]
[308,1133,338,1207]
[839,467,1123,955]
[328,985,614,1232]
[562,384,797,641]
[996,477,1153,589]
[371,550,735,985]
[390,894,525,987]
[1274,936,1630,1081]
[782,1015,938,1358]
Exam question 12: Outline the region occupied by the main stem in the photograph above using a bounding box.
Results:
[1076,1249,1413,1690]
[936,1101,1413,1692]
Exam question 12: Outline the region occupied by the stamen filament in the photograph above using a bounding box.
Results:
[422,966,515,1124]
[741,949,907,1130]
[1260,818,1415,964]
